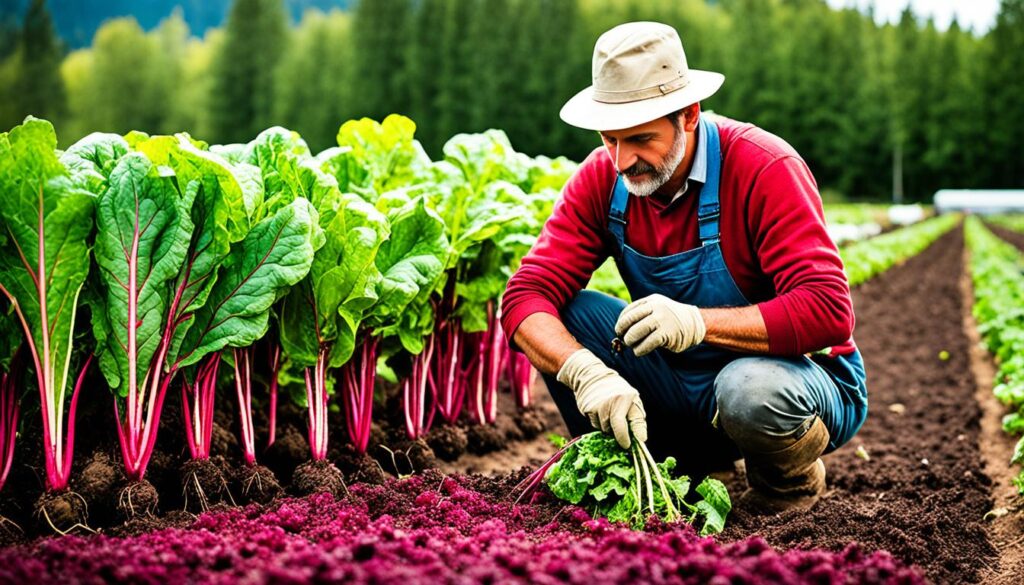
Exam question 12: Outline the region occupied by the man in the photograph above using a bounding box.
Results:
[500,22,868,513]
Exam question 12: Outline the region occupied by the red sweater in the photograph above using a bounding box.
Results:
[501,116,857,357]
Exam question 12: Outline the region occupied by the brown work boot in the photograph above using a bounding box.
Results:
[737,416,829,514]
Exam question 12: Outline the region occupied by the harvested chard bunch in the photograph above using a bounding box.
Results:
[514,432,731,535]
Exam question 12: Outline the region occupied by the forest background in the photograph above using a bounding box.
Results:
[1,0,1022,201]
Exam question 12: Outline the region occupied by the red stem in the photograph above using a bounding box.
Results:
[183,354,219,461]
[234,347,257,466]
[343,336,378,455]
[266,343,280,449]
[305,346,330,461]
[0,365,19,492]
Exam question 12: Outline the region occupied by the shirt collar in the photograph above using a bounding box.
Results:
[689,117,708,185]
[668,118,707,203]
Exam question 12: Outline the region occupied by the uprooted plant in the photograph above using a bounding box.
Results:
[513,432,732,535]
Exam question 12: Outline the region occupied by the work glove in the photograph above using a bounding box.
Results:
[615,293,706,357]
[557,348,648,449]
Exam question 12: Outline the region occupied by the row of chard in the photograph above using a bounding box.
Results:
[964,216,1024,494]
[0,115,575,511]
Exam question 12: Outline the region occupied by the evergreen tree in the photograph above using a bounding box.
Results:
[207,0,289,143]
[82,18,163,134]
[432,0,477,152]
[351,0,413,121]
[405,0,449,154]
[466,0,514,133]
[0,13,18,59]
[984,0,1024,187]
[275,9,355,151]
[153,9,192,135]
[5,0,66,129]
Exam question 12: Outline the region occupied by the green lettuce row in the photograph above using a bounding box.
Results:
[986,214,1024,234]
[964,216,1024,494]
[841,214,960,287]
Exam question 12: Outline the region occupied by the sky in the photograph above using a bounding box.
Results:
[825,0,1001,33]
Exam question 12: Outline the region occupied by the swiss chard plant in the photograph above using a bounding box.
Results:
[88,131,263,481]
[0,118,95,493]
[280,184,388,461]
[514,432,732,535]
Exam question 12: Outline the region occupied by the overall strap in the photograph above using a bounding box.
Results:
[697,116,723,246]
[607,174,629,254]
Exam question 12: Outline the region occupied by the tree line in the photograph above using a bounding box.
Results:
[1,0,1022,201]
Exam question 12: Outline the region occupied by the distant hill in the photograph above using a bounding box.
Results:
[2,0,353,50]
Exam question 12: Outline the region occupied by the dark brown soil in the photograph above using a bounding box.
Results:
[108,510,193,538]
[426,425,468,461]
[232,464,282,505]
[719,226,998,584]
[292,460,347,497]
[514,408,547,439]
[116,479,158,520]
[209,422,240,460]
[336,444,386,485]
[466,422,505,454]
[372,438,438,476]
[72,451,122,524]
[180,457,233,513]
[0,516,23,547]
[263,422,308,484]
[33,490,89,534]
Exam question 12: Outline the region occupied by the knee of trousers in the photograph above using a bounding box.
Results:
[560,290,625,347]
[713,357,817,453]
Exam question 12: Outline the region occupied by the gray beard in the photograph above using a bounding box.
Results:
[621,131,687,197]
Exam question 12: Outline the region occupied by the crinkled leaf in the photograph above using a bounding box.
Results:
[91,152,194,395]
[175,198,322,368]
[59,132,129,194]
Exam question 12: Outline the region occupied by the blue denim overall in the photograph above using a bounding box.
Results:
[545,116,868,471]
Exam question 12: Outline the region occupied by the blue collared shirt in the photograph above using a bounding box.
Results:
[670,118,707,203]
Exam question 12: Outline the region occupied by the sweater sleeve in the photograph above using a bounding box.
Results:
[500,155,611,347]
[749,156,855,355]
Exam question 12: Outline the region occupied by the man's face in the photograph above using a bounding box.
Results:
[599,115,686,197]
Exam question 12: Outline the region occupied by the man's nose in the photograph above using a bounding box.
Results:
[610,144,637,174]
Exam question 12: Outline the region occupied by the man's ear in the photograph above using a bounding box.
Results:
[683,103,702,132]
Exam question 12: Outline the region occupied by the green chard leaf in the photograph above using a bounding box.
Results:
[0,116,95,407]
[175,197,323,369]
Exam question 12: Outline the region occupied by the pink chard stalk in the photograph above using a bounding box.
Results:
[402,334,436,440]
[0,118,96,493]
[181,354,220,461]
[0,357,21,493]
[467,301,504,425]
[266,343,281,449]
[342,336,380,455]
[304,347,331,462]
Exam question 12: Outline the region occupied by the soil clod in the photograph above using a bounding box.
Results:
[293,460,347,497]
[181,457,233,513]
[232,464,282,505]
[34,490,89,534]
[426,425,468,461]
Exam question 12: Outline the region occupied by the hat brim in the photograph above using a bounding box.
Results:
[559,70,725,132]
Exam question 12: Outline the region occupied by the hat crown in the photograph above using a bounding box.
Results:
[591,22,689,104]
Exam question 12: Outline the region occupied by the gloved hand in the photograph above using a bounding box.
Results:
[557,348,648,449]
[615,293,706,357]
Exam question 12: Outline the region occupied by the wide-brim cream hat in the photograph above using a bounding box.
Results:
[560,22,724,132]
